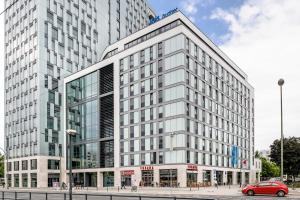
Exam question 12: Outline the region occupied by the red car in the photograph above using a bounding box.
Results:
[242,181,288,197]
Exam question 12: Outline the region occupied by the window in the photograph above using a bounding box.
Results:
[158,42,163,57]
[140,50,145,64]
[52,28,58,40]
[22,160,28,170]
[48,160,60,170]
[159,136,163,149]
[31,159,37,170]
[14,161,19,171]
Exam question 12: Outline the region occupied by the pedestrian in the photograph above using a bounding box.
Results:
[214,179,218,189]
[121,181,126,189]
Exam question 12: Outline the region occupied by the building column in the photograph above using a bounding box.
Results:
[232,171,237,185]
[19,173,23,188]
[28,173,31,188]
[178,166,186,187]
[134,169,142,187]
[114,169,121,188]
[223,171,227,185]
[37,157,48,188]
[153,169,159,186]
[241,171,245,185]
[210,170,214,185]
[197,169,203,184]
[97,171,103,189]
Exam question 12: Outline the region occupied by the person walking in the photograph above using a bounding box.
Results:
[214,179,218,189]
[121,180,126,189]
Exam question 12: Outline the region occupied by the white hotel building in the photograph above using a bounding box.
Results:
[64,11,261,188]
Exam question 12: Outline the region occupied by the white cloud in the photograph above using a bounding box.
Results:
[181,0,215,23]
[211,0,300,150]
[181,0,199,15]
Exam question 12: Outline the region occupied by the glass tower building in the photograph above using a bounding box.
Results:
[4,0,154,188]
[65,11,261,188]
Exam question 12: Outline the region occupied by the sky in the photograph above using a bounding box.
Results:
[0,0,300,151]
[149,0,300,150]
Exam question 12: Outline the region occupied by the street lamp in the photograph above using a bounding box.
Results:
[278,79,284,182]
[66,129,77,200]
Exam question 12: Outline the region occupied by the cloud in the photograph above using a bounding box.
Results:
[181,0,215,23]
[210,0,300,150]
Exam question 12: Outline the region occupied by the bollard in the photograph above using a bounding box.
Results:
[29,192,32,200]
[85,194,88,200]
[118,186,119,192]
[63,193,66,200]
[46,193,48,200]
[15,191,17,200]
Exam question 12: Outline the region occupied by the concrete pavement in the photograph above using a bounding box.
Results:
[1,186,300,199]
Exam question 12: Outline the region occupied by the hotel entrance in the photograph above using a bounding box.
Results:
[186,164,198,187]
[202,170,211,186]
[121,170,134,187]
[216,171,223,185]
[141,170,154,186]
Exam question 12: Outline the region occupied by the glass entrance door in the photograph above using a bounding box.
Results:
[141,170,154,186]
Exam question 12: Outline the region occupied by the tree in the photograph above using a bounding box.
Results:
[0,153,4,178]
[260,157,280,178]
[270,137,300,181]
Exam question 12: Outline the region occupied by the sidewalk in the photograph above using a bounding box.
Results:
[1,186,300,197]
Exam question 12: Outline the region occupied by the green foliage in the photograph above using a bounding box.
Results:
[270,137,300,179]
[0,153,4,178]
[260,157,280,178]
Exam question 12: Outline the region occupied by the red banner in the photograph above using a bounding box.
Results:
[187,164,198,171]
[140,166,154,171]
[121,170,134,176]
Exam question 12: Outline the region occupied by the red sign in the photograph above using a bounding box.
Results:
[140,166,154,171]
[187,164,198,171]
[121,170,134,176]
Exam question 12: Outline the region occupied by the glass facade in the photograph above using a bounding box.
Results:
[66,65,114,170]
[4,0,152,188]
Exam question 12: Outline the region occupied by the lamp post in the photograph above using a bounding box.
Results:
[66,129,77,200]
[278,79,284,182]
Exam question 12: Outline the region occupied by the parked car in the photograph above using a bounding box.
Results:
[242,181,288,197]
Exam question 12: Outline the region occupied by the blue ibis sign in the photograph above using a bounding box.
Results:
[149,8,178,25]
[231,145,239,167]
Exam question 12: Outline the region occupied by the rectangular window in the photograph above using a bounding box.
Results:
[31,159,37,170]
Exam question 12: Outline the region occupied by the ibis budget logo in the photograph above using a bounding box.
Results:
[149,8,178,25]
